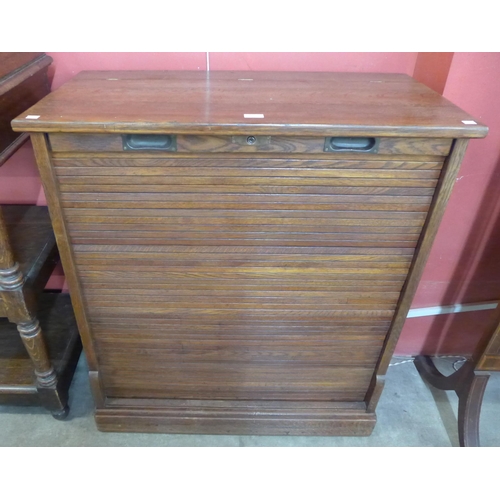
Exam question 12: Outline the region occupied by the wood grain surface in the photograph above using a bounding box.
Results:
[48,133,453,156]
[19,71,487,434]
[53,153,430,403]
[0,53,52,162]
[12,71,488,138]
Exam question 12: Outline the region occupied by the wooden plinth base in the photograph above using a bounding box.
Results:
[94,400,376,435]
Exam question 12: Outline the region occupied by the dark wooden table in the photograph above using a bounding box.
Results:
[0,53,81,418]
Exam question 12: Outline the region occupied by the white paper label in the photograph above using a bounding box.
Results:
[26,115,40,119]
[462,120,477,125]
[244,113,264,118]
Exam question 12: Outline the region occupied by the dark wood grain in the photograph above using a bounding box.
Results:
[0,53,43,81]
[1,206,57,281]
[366,138,471,411]
[19,71,487,435]
[30,133,99,375]
[0,293,81,407]
[95,402,376,435]
[0,54,52,162]
[48,133,453,156]
[0,209,15,269]
[12,71,488,138]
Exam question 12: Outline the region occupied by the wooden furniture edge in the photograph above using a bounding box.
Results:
[95,404,376,435]
[12,122,489,138]
[366,138,470,411]
[30,133,100,392]
[0,54,53,98]
[0,133,29,168]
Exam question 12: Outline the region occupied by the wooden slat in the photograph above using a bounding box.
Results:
[72,244,415,255]
[84,299,398,312]
[93,323,391,336]
[69,230,422,239]
[74,254,413,267]
[94,330,388,342]
[53,157,444,169]
[86,309,395,322]
[99,359,374,401]
[78,266,408,279]
[58,174,439,188]
[83,291,399,306]
[58,183,437,196]
[55,166,441,179]
[62,202,431,213]
[94,339,384,365]
[61,191,433,204]
[81,278,405,292]
[82,287,402,299]
[69,236,420,248]
[66,218,426,232]
[89,316,392,328]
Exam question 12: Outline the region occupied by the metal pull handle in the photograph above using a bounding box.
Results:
[325,137,379,153]
[123,134,177,151]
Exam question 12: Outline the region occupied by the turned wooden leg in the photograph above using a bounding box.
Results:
[17,318,69,419]
[414,356,489,447]
[1,261,69,419]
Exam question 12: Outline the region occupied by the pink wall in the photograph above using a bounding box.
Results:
[208,52,418,73]
[412,52,454,95]
[3,52,499,356]
[47,52,207,90]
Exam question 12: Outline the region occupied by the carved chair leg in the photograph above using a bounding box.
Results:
[414,356,489,446]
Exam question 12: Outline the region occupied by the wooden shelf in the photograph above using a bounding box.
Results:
[0,292,81,405]
[2,205,58,289]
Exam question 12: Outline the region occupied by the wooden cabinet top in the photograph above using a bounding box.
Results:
[0,52,44,82]
[12,70,487,138]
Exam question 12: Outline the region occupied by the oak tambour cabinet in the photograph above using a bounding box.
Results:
[12,71,487,435]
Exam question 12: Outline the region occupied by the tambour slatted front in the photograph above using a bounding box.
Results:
[12,71,487,435]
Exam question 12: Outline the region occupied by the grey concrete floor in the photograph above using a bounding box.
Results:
[0,355,498,446]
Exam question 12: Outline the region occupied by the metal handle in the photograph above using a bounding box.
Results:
[325,137,379,153]
[123,134,177,151]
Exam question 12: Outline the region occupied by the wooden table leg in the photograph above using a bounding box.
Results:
[1,261,70,419]
[414,356,490,447]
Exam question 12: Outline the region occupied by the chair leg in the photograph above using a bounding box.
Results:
[414,356,489,447]
[457,372,490,447]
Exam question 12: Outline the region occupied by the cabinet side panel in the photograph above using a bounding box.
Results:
[30,134,101,396]
[366,138,470,410]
